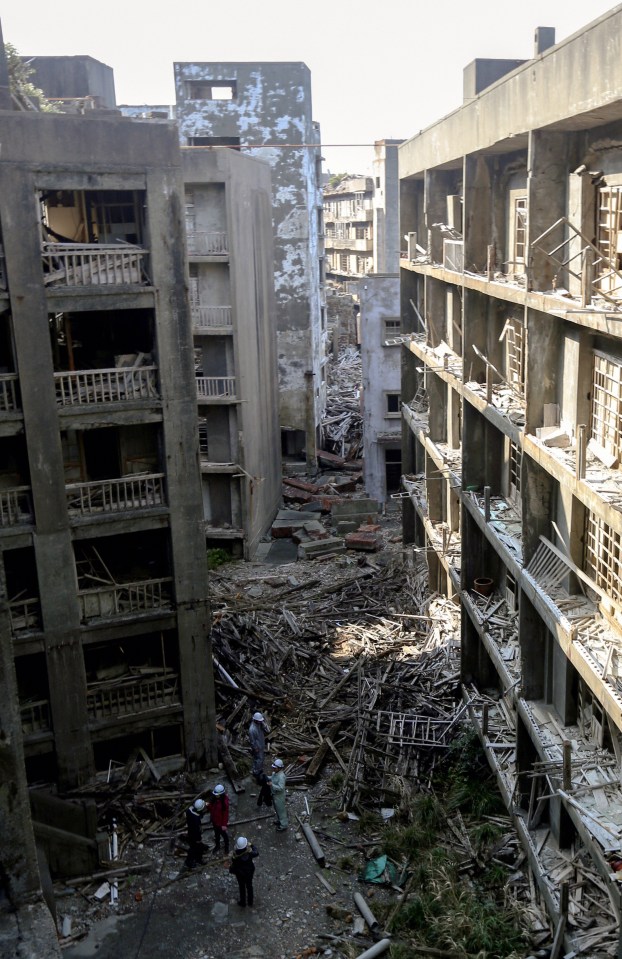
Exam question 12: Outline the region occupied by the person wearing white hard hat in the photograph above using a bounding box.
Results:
[248,711,266,781]
[229,835,259,907]
[269,758,288,831]
[184,797,206,869]
[208,783,230,854]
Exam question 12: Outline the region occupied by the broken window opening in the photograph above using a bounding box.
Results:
[500,316,525,395]
[591,350,622,461]
[385,392,401,417]
[185,81,237,101]
[584,509,622,609]
[597,186,622,295]
[382,317,401,344]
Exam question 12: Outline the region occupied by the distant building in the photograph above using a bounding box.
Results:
[174,62,327,465]
[372,139,402,274]
[360,274,401,503]
[182,146,282,558]
[323,175,374,287]
[22,54,117,112]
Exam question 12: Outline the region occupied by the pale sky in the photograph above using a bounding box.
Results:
[2,1,618,172]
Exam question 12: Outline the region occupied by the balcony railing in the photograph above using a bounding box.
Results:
[9,597,41,634]
[0,486,33,527]
[21,699,51,735]
[196,376,236,400]
[86,674,179,721]
[186,232,228,256]
[42,242,148,287]
[191,304,233,330]
[78,576,173,621]
[55,367,158,406]
[66,473,166,516]
[0,374,19,412]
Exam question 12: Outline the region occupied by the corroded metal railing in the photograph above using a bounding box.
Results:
[42,241,148,286]
[191,304,233,329]
[66,473,165,516]
[0,374,19,412]
[0,486,33,526]
[78,577,173,621]
[54,367,158,406]
[87,674,179,720]
[186,232,228,256]
[196,376,236,400]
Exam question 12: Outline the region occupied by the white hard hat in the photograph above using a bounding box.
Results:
[235,836,248,850]
[213,784,225,796]
[252,712,264,722]
[272,759,284,769]
[193,799,206,812]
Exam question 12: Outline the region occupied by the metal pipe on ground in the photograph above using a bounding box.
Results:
[353,891,380,931]
[355,939,391,958]
[297,817,326,867]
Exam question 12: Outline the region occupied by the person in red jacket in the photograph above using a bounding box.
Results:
[208,783,230,854]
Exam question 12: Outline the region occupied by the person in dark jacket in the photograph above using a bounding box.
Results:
[256,771,273,808]
[248,711,266,780]
[185,798,206,868]
[229,836,258,907]
[208,783,230,854]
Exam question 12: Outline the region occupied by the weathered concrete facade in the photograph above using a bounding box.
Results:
[360,275,401,504]
[175,62,326,464]
[24,55,117,109]
[0,110,216,803]
[400,7,622,945]
[182,147,282,558]
[372,140,402,275]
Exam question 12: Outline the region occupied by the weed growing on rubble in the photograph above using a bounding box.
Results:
[207,547,233,569]
[382,730,528,958]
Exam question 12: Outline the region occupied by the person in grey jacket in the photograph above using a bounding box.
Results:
[248,711,266,780]
[270,758,288,831]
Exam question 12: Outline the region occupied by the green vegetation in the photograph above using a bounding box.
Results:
[206,547,233,569]
[381,730,529,959]
[4,43,58,112]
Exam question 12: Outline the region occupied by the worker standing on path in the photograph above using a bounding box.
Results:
[185,798,206,869]
[248,711,266,780]
[270,759,288,831]
[208,783,230,854]
[229,836,259,907]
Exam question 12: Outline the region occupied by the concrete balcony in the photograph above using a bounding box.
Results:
[78,576,173,622]
[54,367,159,407]
[21,699,51,736]
[0,486,33,527]
[196,376,237,401]
[192,304,233,332]
[325,237,373,252]
[9,597,41,634]
[66,473,166,517]
[0,374,20,412]
[86,673,180,723]
[42,242,148,287]
[186,232,228,256]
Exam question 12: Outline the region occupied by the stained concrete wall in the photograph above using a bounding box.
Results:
[24,56,116,107]
[0,110,215,786]
[373,140,402,274]
[182,148,282,557]
[175,62,324,458]
[361,275,401,503]
[400,7,622,177]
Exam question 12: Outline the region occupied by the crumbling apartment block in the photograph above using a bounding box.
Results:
[400,9,622,950]
[175,61,327,465]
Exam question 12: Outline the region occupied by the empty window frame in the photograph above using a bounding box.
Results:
[383,317,401,343]
[185,81,237,100]
[584,510,622,606]
[505,572,518,611]
[509,440,522,503]
[597,186,622,295]
[356,256,369,274]
[501,317,525,394]
[507,192,527,275]
[591,350,622,460]
[385,392,401,417]
[339,254,349,273]
[188,136,241,150]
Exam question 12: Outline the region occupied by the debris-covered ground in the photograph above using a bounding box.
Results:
[56,510,554,959]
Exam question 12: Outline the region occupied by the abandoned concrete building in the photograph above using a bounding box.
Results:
[372,139,402,275]
[400,7,622,944]
[323,175,374,286]
[0,105,217,789]
[360,274,401,505]
[174,61,327,465]
[182,145,282,558]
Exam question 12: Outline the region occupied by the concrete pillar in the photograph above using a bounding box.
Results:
[447,385,461,450]
[427,375,446,443]
[425,170,448,264]
[525,306,562,434]
[464,155,492,274]
[0,166,93,790]
[446,287,462,355]
[425,275,445,348]
[146,168,217,768]
[426,453,442,524]
[567,168,596,298]
[305,370,318,470]
[527,131,567,292]
[522,455,556,566]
